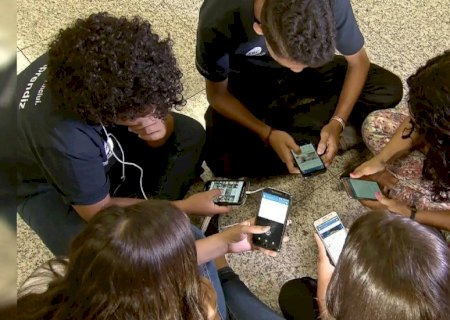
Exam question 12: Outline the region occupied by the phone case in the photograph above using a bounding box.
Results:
[291,146,326,178]
[203,179,247,205]
[253,188,291,251]
[340,178,380,200]
[313,212,346,266]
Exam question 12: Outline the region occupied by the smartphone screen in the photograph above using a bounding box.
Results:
[204,180,247,205]
[292,143,326,176]
[348,179,381,200]
[314,212,347,265]
[253,188,291,251]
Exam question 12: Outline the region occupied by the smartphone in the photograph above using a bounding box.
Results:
[341,178,381,200]
[252,188,291,251]
[291,143,326,177]
[203,180,247,205]
[313,211,348,266]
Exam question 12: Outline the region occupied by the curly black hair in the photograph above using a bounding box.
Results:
[261,0,336,68]
[407,50,450,202]
[47,12,185,125]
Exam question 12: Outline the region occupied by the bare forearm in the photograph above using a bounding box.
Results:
[195,233,228,265]
[317,276,332,318]
[414,209,450,231]
[206,80,270,141]
[73,195,144,221]
[375,117,418,163]
[334,49,370,121]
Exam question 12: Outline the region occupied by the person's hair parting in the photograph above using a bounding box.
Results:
[47,12,185,125]
[17,200,217,320]
[260,0,336,67]
[326,211,450,320]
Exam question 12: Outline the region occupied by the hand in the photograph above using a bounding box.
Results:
[317,121,341,167]
[314,233,335,282]
[314,233,335,315]
[176,190,232,216]
[268,130,300,174]
[127,116,167,141]
[222,219,285,257]
[375,192,411,216]
[351,157,386,178]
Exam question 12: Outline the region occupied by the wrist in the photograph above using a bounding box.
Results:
[172,199,189,214]
[330,116,345,132]
[259,125,272,143]
[327,119,344,134]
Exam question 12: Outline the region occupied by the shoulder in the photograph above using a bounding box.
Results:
[199,0,251,30]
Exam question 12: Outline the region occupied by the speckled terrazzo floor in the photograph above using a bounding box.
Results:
[17,0,450,314]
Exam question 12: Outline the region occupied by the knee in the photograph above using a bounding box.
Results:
[383,71,403,107]
[173,113,206,148]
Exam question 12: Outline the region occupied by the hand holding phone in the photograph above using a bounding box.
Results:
[313,212,347,266]
[341,178,382,200]
[291,143,326,178]
[252,188,291,252]
[204,180,247,205]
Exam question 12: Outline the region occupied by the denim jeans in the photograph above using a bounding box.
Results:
[218,267,285,320]
[192,226,284,320]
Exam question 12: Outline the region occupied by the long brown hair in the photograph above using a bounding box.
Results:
[17,201,217,320]
[326,211,450,320]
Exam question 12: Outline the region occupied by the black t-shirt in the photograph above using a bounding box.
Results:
[17,54,117,205]
[196,0,364,82]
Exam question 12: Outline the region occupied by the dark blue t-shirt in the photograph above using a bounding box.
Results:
[17,54,117,205]
[196,0,364,82]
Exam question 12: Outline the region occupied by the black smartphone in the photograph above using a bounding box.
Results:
[252,188,291,251]
[341,177,382,200]
[203,180,247,205]
[291,143,326,178]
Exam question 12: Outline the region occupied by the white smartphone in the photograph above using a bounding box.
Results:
[313,211,347,266]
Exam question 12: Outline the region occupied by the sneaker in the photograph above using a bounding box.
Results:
[339,125,364,152]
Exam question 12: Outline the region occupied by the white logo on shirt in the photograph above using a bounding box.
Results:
[245,47,264,56]
[103,136,114,166]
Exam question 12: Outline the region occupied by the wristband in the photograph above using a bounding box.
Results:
[331,116,346,130]
[265,127,273,145]
[410,204,417,220]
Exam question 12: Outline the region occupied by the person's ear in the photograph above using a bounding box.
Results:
[253,22,263,35]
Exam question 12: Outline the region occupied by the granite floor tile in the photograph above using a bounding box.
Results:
[17,0,164,48]
[224,265,302,314]
[20,41,49,64]
[176,90,208,128]
[359,1,450,69]
[219,172,336,230]
[17,215,54,288]
[17,50,30,74]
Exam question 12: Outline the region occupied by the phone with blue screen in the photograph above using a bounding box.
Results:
[313,211,347,266]
[252,188,291,251]
[291,143,326,178]
[341,178,381,200]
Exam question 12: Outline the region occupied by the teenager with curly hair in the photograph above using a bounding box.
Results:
[278,211,450,320]
[351,50,450,233]
[17,201,284,320]
[17,12,227,256]
[196,0,403,178]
